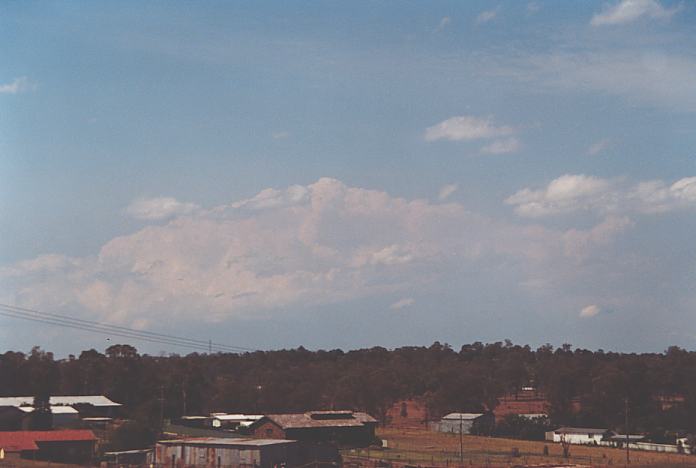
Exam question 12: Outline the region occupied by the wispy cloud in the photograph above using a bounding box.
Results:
[272,131,291,140]
[481,137,521,155]
[0,77,34,94]
[507,52,696,112]
[591,0,680,26]
[435,16,451,32]
[476,7,500,24]
[390,297,415,310]
[579,304,601,318]
[125,197,199,220]
[587,138,612,156]
[438,184,458,201]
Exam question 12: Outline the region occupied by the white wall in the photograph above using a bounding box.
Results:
[553,433,604,445]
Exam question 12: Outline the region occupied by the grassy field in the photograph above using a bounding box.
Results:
[343,428,696,468]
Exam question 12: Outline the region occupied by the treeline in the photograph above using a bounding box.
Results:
[2,342,696,439]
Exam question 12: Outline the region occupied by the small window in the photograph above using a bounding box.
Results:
[266,428,274,436]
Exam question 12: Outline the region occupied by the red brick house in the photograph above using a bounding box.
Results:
[385,398,430,428]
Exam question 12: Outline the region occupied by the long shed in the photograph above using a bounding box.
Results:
[155,438,298,468]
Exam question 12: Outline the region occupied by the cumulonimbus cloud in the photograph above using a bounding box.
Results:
[0,178,632,327]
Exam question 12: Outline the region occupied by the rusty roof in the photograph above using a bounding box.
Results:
[158,438,295,447]
[0,430,97,453]
[261,411,376,429]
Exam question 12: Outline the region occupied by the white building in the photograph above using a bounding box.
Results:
[548,427,607,445]
[210,413,263,430]
[432,413,491,434]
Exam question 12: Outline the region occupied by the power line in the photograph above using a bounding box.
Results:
[0,309,214,352]
[0,302,254,352]
[0,303,256,353]
[0,307,247,353]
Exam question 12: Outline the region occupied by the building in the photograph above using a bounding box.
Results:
[155,438,304,468]
[0,395,121,419]
[494,388,580,422]
[18,405,80,428]
[250,411,378,447]
[546,427,608,445]
[432,413,493,434]
[101,448,154,466]
[385,398,429,428]
[0,430,97,463]
[211,413,264,431]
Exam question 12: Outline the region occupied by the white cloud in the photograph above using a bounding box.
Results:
[591,0,679,26]
[229,185,308,210]
[476,7,500,24]
[425,115,515,142]
[0,77,33,94]
[390,297,415,310]
[1,178,649,329]
[481,137,521,155]
[507,174,696,217]
[272,131,290,139]
[527,2,540,13]
[579,304,601,318]
[562,216,634,259]
[435,16,451,32]
[438,184,458,201]
[587,138,612,156]
[510,52,696,112]
[125,197,199,220]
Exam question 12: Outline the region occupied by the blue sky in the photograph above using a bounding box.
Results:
[2,0,696,355]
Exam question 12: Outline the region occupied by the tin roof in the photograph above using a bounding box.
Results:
[442,413,485,420]
[261,411,377,429]
[555,427,607,435]
[17,405,79,414]
[212,414,263,421]
[0,430,97,453]
[0,396,121,408]
[157,438,295,447]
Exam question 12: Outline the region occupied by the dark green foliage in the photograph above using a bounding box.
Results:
[493,414,550,440]
[2,341,696,440]
[106,420,157,451]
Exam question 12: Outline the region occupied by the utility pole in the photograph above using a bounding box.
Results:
[160,385,165,432]
[459,413,464,463]
[625,397,630,465]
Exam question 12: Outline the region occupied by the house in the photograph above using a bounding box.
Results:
[250,411,378,447]
[155,437,340,468]
[546,427,608,445]
[494,388,548,422]
[385,398,430,428]
[0,430,97,463]
[432,413,493,434]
